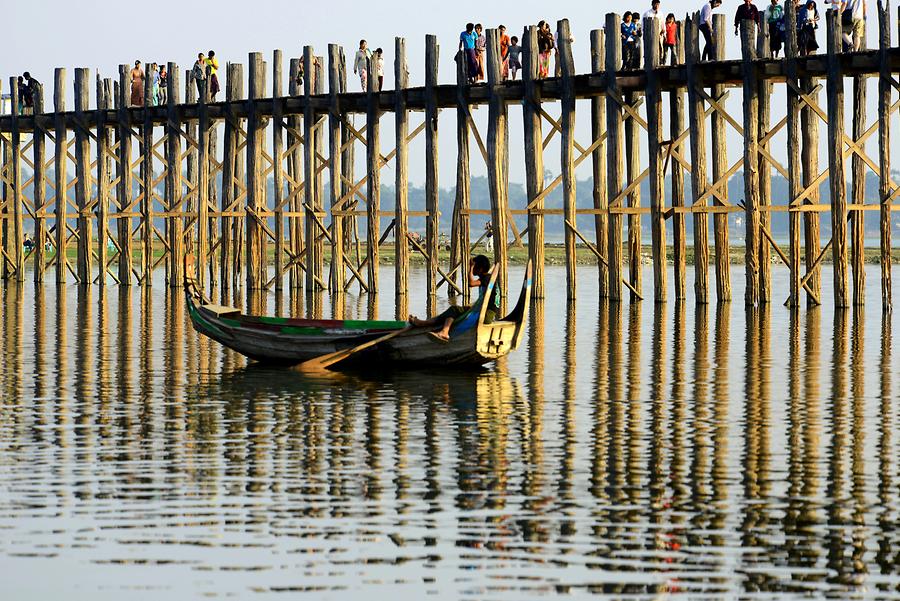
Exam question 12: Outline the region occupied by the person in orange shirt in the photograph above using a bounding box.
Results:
[499,25,511,81]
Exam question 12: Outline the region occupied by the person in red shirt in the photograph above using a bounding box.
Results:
[734,0,761,37]
[499,25,511,81]
[663,13,678,64]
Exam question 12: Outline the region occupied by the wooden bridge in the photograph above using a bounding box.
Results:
[1,7,900,315]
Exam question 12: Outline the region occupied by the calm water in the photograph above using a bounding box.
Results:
[1,265,899,600]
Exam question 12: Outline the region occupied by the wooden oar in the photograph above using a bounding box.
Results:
[297,326,413,371]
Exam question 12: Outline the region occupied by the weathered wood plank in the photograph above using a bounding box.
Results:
[32,82,47,283]
[288,58,304,290]
[559,19,578,300]
[606,13,624,302]
[524,25,545,300]
[850,45,867,305]
[685,15,709,304]
[644,15,666,303]
[826,9,849,307]
[710,14,731,301]
[220,63,242,293]
[273,49,285,291]
[141,62,154,283]
[741,21,760,306]
[116,66,132,285]
[453,35,472,303]
[96,74,111,286]
[365,46,381,295]
[785,5,803,306]
[425,35,440,308]
[74,68,93,283]
[328,46,345,296]
[246,52,266,290]
[671,22,687,300]
[8,78,24,281]
[394,37,410,308]
[757,21,772,303]
[878,0,893,308]
[166,63,184,287]
[486,28,509,299]
[590,28,608,299]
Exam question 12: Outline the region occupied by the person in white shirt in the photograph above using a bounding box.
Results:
[643,0,666,57]
[699,0,723,61]
[374,48,385,91]
[353,39,372,91]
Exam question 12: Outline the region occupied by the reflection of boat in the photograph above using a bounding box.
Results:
[184,258,531,368]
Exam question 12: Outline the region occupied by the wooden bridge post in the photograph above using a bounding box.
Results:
[95,74,111,286]
[327,45,345,296]
[74,68,93,284]
[199,70,214,288]
[801,82,822,305]
[246,52,267,291]
[756,21,772,303]
[364,47,381,296]
[685,15,709,304]
[711,14,731,301]
[850,38,868,306]
[670,22,687,300]
[116,66,132,285]
[590,28,608,299]
[288,58,304,291]
[54,69,69,284]
[625,85,642,300]
[559,19,578,300]
[140,63,154,284]
[878,0,892,308]
[784,4,803,306]
[826,9,849,307]
[220,63,243,294]
[339,51,359,293]
[523,25,545,300]
[740,20,760,307]
[486,28,509,299]
[394,37,410,308]
[7,78,24,282]
[453,36,472,303]
[644,15,667,303]
[32,82,47,283]
[314,57,326,298]
[185,72,197,257]
[273,49,285,291]
[425,35,440,308]
[166,63,184,287]
[605,13,624,302]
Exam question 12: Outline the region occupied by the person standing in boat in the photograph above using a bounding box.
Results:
[409,255,500,341]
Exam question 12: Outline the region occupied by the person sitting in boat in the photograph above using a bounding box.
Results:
[409,254,499,341]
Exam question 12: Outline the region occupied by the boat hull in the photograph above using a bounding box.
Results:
[183,258,531,369]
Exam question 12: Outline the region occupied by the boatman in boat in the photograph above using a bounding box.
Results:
[409,255,499,341]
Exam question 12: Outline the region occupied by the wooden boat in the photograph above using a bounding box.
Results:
[184,258,531,368]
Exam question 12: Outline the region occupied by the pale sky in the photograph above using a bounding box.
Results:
[3,0,890,186]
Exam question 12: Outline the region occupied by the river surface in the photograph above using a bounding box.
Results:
[1,265,899,599]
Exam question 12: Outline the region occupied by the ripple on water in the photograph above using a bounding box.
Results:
[1,267,899,599]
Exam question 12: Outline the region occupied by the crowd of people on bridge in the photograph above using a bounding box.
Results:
[127,51,218,108]
[14,73,38,115]
[12,0,868,116]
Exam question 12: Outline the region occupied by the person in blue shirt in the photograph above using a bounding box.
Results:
[621,12,639,69]
[409,255,498,341]
[459,23,479,84]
